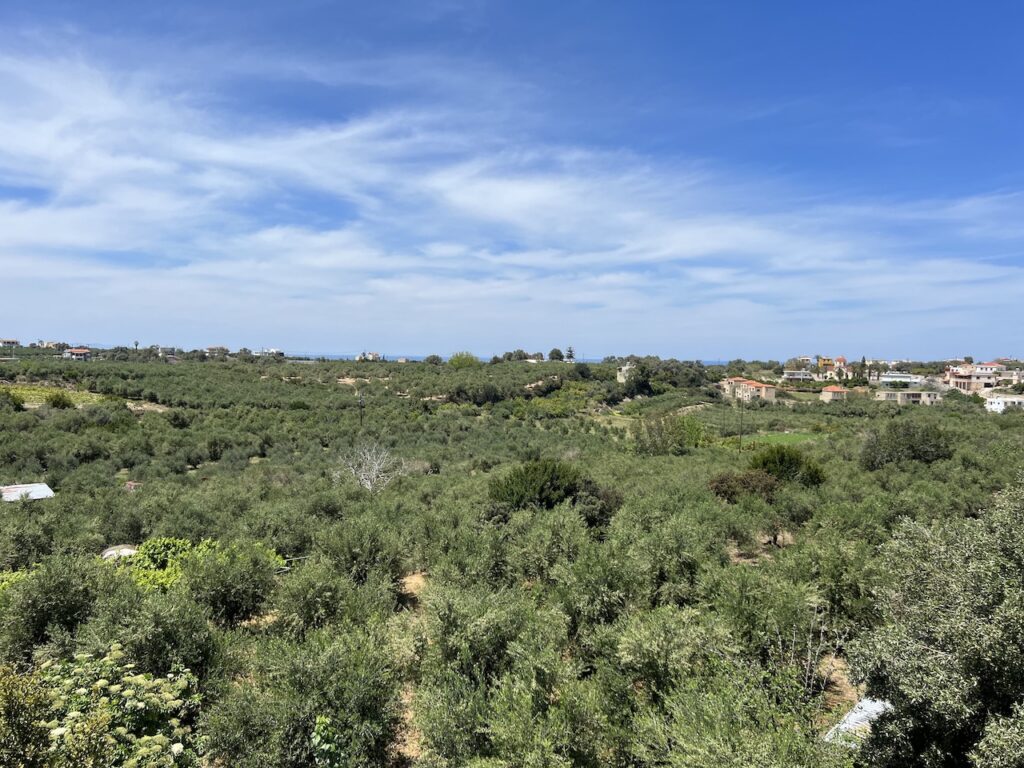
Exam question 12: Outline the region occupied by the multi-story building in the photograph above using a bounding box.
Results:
[947,362,1003,393]
[875,390,942,406]
[721,377,777,402]
[62,347,91,361]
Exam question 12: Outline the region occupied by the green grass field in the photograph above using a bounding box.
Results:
[0,384,105,407]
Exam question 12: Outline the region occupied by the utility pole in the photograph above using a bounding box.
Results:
[358,392,365,428]
[737,402,743,453]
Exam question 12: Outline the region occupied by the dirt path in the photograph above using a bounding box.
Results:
[390,571,428,766]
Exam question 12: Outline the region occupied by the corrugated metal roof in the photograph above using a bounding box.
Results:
[1,483,55,502]
[825,698,892,744]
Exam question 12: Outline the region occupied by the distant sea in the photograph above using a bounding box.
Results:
[288,353,729,365]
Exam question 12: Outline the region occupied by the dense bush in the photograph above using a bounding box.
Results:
[860,420,954,470]
[488,459,621,527]
[851,480,1024,767]
[709,468,779,504]
[750,444,825,487]
[202,630,399,768]
[44,391,76,409]
[489,459,591,511]
[0,556,110,663]
[271,558,394,639]
[183,541,280,628]
[632,414,709,456]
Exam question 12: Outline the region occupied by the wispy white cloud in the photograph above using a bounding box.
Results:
[2,38,1024,358]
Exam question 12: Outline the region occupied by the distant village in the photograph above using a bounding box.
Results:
[707,354,1024,413]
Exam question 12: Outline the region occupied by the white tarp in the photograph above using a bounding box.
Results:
[1,483,55,502]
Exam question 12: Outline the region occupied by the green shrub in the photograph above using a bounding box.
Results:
[0,556,107,663]
[488,459,621,528]
[860,420,954,470]
[271,558,394,639]
[120,587,219,680]
[44,391,76,409]
[709,469,779,504]
[632,414,709,456]
[124,537,216,592]
[749,445,824,487]
[183,541,279,628]
[489,459,588,512]
[202,630,400,768]
[448,352,482,370]
[0,389,24,411]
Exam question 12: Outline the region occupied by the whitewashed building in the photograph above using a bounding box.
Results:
[985,395,1024,413]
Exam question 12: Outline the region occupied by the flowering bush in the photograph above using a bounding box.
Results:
[0,644,200,767]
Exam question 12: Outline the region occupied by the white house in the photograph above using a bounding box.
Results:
[878,371,923,386]
[985,395,1024,413]
[62,347,91,361]
[783,370,815,382]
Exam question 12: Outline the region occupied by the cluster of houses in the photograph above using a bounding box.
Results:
[723,354,1024,412]
[945,361,1023,392]
[782,355,857,382]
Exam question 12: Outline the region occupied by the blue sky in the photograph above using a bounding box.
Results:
[1,1,1023,359]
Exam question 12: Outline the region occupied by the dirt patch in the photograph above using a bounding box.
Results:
[390,683,423,766]
[676,403,712,414]
[239,610,279,631]
[400,571,428,599]
[524,378,552,390]
[726,531,794,565]
[821,655,860,712]
[726,541,764,565]
[127,401,169,413]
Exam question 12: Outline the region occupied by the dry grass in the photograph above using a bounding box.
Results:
[389,683,424,766]
[126,400,169,413]
[726,530,795,564]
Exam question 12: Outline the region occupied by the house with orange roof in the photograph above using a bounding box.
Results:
[820,385,849,403]
[721,377,776,403]
[62,347,91,361]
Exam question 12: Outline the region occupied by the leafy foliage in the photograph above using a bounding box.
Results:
[749,444,825,487]
[851,480,1024,767]
[860,420,954,470]
[0,644,199,767]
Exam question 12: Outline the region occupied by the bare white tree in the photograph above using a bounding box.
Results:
[334,442,406,493]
